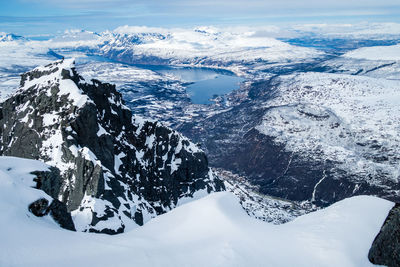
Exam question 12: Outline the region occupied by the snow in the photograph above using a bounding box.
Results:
[71,195,120,232]
[0,159,393,267]
[17,58,90,111]
[42,112,59,127]
[169,156,182,174]
[176,188,208,206]
[145,134,155,149]
[255,72,400,184]
[58,75,89,109]
[114,152,125,175]
[344,44,400,61]
[220,168,309,224]
[102,26,323,75]
[96,124,108,136]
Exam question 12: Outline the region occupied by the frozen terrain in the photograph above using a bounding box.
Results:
[256,72,400,185]
[101,26,324,76]
[344,43,400,61]
[0,156,393,267]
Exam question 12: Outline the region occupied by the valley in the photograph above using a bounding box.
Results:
[0,22,400,266]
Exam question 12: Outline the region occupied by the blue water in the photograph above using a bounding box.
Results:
[150,66,244,104]
[75,54,244,105]
[186,75,243,104]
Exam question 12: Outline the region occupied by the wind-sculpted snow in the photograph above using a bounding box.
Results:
[0,59,224,233]
[0,164,393,267]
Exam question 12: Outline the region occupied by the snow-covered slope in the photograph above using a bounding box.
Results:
[219,168,312,224]
[257,72,400,178]
[344,43,400,61]
[254,72,400,202]
[0,158,393,267]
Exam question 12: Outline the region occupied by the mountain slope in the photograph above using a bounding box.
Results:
[0,159,393,267]
[0,59,224,233]
[180,71,400,206]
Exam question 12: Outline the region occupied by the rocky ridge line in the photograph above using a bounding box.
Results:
[0,59,224,234]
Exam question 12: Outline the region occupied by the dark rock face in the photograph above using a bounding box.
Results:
[28,197,75,231]
[47,199,76,231]
[369,203,400,267]
[0,59,224,233]
[28,198,49,217]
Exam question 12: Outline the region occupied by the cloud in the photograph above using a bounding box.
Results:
[3,0,400,36]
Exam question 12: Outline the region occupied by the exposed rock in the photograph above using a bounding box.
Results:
[0,59,224,233]
[28,198,49,217]
[368,203,400,267]
[47,199,76,231]
[28,196,75,231]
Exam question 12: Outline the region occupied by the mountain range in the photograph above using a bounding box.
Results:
[1,23,400,266]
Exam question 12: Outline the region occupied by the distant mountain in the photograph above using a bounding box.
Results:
[99,26,324,75]
[0,59,224,233]
[0,33,26,42]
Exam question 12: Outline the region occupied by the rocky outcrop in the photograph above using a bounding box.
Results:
[0,59,224,233]
[28,197,75,231]
[368,203,400,267]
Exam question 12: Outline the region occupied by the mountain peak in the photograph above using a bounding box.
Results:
[0,59,224,234]
[0,32,26,42]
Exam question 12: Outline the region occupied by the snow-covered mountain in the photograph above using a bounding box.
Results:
[0,24,400,266]
[0,59,224,233]
[0,32,25,42]
[99,26,324,75]
[180,57,400,207]
[0,155,394,266]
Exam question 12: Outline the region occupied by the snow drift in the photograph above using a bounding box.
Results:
[0,156,393,267]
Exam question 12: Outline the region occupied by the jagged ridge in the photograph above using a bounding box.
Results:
[0,59,224,234]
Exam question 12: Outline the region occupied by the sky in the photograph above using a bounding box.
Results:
[1,0,400,36]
